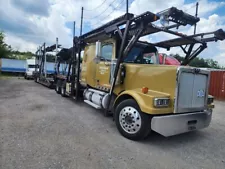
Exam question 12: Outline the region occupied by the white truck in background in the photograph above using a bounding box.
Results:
[24,58,36,79]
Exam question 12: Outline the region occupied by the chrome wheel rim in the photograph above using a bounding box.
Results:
[119,106,141,134]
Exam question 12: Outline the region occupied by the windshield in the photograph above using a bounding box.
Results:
[123,46,159,64]
[28,65,36,68]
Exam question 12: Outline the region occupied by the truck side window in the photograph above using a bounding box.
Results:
[101,44,113,61]
[124,47,143,63]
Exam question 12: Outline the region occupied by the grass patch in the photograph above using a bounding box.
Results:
[0,72,24,79]
[0,73,13,79]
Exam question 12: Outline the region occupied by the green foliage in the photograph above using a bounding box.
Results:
[0,31,34,60]
[173,54,223,69]
[0,32,11,58]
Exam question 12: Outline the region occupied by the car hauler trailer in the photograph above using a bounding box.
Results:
[54,47,73,96]
[33,39,61,88]
[55,7,225,140]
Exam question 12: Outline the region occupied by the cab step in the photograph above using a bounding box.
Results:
[84,100,101,109]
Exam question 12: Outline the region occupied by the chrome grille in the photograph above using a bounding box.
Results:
[174,67,210,113]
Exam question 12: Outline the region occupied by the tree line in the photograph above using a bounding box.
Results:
[0,32,34,60]
[173,54,224,69]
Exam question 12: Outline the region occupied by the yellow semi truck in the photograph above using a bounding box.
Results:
[52,7,224,140]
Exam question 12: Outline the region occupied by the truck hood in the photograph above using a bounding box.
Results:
[115,64,178,99]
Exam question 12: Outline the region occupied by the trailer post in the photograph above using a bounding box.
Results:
[55,37,58,73]
[44,43,47,78]
[104,20,131,116]
[80,7,83,36]
[68,21,75,79]
[75,7,83,100]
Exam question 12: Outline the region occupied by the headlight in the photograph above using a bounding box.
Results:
[207,96,214,105]
[153,98,170,107]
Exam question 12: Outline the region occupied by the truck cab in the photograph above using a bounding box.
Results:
[58,7,224,140]
[79,37,214,139]
[25,59,36,79]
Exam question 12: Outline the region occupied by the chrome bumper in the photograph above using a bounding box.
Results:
[151,109,212,137]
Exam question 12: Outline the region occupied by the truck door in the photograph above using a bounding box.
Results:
[95,43,113,90]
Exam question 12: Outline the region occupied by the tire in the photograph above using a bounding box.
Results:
[55,80,61,94]
[61,83,67,97]
[34,76,37,82]
[24,74,27,79]
[114,99,152,140]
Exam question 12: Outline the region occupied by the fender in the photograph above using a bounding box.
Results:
[114,89,173,115]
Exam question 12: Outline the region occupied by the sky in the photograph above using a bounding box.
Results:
[0,0,225,65]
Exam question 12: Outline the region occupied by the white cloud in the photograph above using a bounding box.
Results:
[4,33,37,52]
[130,0,184,14]
[182,0,225,17]
[213,41,225,66]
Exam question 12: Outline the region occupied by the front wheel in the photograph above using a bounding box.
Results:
[114,99,152,140]
[34,77,37,82]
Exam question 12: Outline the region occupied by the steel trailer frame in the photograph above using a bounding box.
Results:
[34,42,61,88]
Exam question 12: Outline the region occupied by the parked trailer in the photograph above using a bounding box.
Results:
[53,48,71,96]
[0,58,55,74]
[0,58,26,73]
[50,7,225,140]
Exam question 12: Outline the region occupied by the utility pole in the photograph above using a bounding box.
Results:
[80,7,84,36]
[126,0,128,14]
[73,21,76,41]
[126,0,129,19]
[194,2,199,35]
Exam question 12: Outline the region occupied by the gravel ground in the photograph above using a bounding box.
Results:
[0,78,225,169]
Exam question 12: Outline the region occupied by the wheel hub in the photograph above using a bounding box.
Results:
[124,116,133,124]
[119,106,141,134]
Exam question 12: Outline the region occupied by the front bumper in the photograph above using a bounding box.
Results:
[151,109,212,137]
[26,72,34,77]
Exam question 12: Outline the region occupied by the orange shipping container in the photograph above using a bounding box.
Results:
[209,70,225,100]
